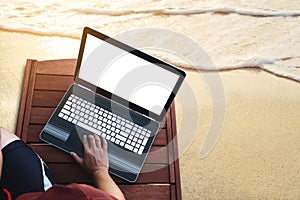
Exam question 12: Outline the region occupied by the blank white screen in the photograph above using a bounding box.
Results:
[78,34,179,115]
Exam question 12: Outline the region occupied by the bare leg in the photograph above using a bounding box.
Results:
[0,144,1,179]
[0,127,19,178]
[0,127,19,150]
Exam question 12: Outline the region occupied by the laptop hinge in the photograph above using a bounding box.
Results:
[77,83,156,123]
[77,84,92,92]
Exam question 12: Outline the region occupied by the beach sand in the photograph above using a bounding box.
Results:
[179,69,300,199]
[1,30,299,199]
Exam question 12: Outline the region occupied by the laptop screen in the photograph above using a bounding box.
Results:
[75,27,185,121]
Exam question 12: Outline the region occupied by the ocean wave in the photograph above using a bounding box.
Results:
[150,53,300,82]
[0,25,80,39]
[71,7,300,17]
[0,0,300,82]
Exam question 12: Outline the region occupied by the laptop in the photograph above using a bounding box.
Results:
[40,27,186,182]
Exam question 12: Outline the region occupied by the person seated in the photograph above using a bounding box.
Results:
[0,126,125,200]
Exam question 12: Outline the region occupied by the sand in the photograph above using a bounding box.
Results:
[178,69,300,199]
[1,30,299,199]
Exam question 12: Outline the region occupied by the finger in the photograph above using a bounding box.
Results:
[82,135,91,157]
[88,134,97,149]
[82,135,89,149]
[70,152,83,166]
[94,134,101,148]
[101,137,108,152]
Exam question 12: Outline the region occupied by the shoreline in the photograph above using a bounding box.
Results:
[1,30,299,199]
[1,29,299,83]
[0,27,81,40]
[178,64,300,84]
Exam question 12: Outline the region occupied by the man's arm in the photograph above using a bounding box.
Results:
[71,135,125,200]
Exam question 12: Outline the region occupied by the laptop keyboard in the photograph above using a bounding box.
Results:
[58,94,151,155]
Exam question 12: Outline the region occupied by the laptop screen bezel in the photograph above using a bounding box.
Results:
[74,27,186,122]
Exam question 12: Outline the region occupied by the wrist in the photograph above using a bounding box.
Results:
[92,169,113,189]
[92,169,110,180]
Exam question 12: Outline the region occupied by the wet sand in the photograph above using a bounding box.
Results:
[1,30,299,199]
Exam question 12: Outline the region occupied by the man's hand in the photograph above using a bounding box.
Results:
[71,134,109,177]
[71,134,125,200]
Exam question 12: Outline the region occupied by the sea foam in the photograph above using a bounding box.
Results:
[0,0,299,81]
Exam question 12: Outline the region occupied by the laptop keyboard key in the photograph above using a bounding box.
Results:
[59,94,152,154]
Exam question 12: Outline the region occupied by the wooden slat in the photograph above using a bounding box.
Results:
[30,144,74,162]
[113,164,170,184]
[47,163,170,184]
[20,60,38,141]
[171,185,176,200]
[168,103,182,200]
[27,124,167,145]
[36,59,76,75]
[146,146,168,164]
[120,184,170,200]
[27,124,44,141]
[32,90,65,107]
[35,74,73,91]
[160,114,168,127]
[29,107,54,124]
[47,163,92,183]
[167,104,175,183]
[16,59,33,137]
